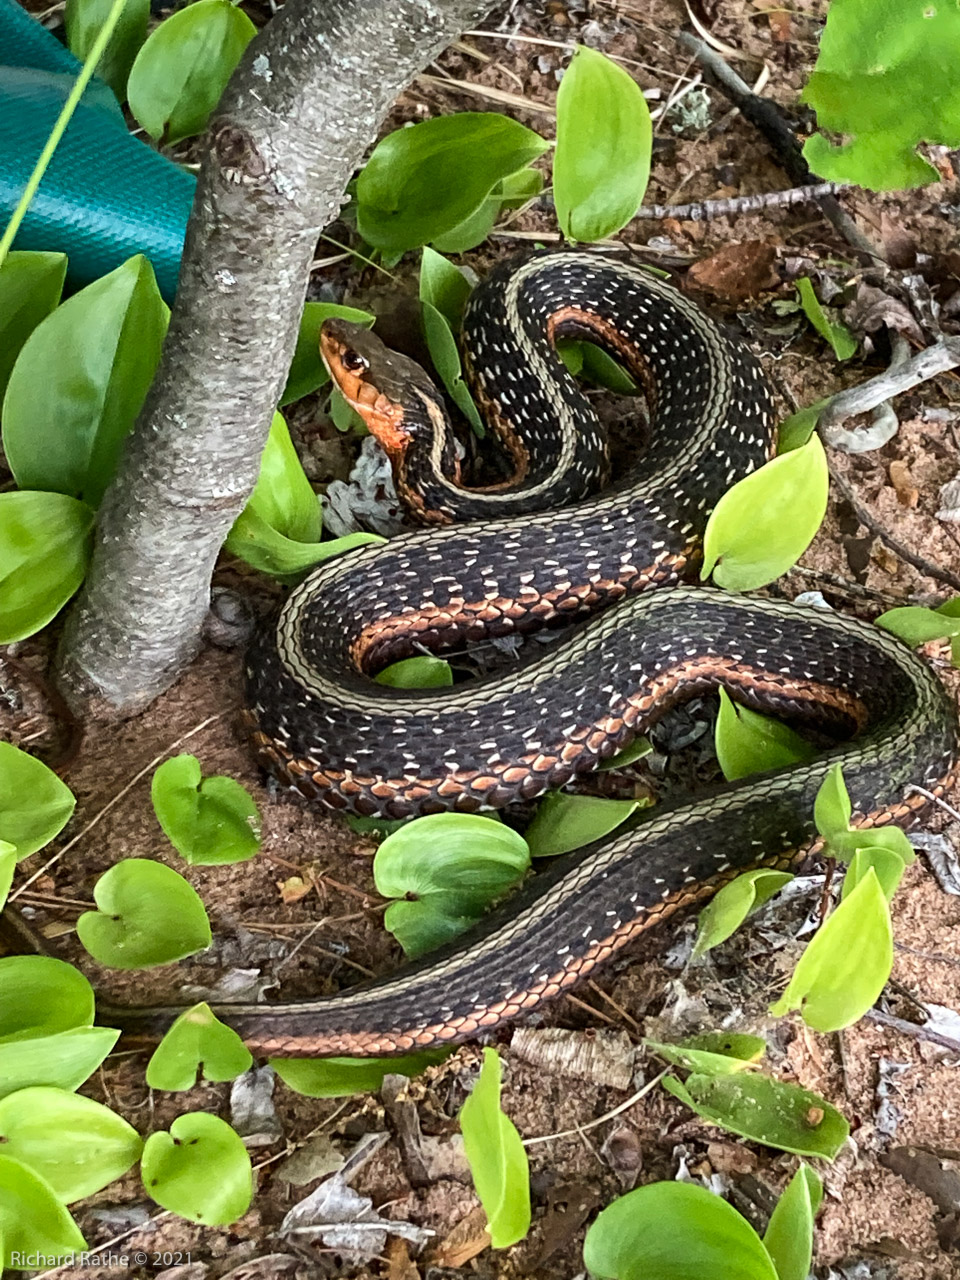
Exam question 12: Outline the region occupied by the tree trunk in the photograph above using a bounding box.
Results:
[56,0,496,716]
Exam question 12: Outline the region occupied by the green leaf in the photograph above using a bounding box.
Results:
[375,656,454,689]
[77,858,212,969]
[225,507,380,578]
[329,386,367,433]
[715,688,817,782]
[0,741,76,859]
[554,45,652,242]
[795,279,857,361]
[0,1155,86,1268]
[224,412,382,575]
[357,112,548,253]
[151,754,261,866]
[0,956,94,1041]
[271,1049,449,1098]
[663,1071,849,1158]
[801,0,960,190]
[762,1165,823,1280]
[0,1086,142,1203]
[146,1003,253,1090]
[875,605,960,648]
[2,256,168,506]
[776,399,829,454]
[420,247,474,330]
[459,1049,530,1249]
[430,194,501,254]
[692,869,795,958]
[65,0,149,100]
[937,596,960,668]
[0,251,67,403]
[141,1112,252,1226]
[281,304,375,406]
[583,1181,778,1280]
[644,1032,766,1076]
[0,490,95,643]
[498,166,544,209]
[770,869,892,1031]
[524,792,643,858]
[701,435,828,591]
[841,845,908,903]
[374,814,529,957]
[421,300,483,434]
[599,736,652,771]
[813,762,852,840]
[0,842,14,911]
[0,1027,120,1100]
[127,0,256,144]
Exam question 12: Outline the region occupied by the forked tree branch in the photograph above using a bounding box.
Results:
[56,0,495,715]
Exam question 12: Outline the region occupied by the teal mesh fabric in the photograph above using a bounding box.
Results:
[0,0,194,299]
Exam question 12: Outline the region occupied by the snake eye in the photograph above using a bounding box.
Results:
[341,349,368,374]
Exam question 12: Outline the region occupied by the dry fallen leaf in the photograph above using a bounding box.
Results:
[888,460,919,508]
[685,241,779,303]
[277,875,312,904]
[430,1205,491,1269]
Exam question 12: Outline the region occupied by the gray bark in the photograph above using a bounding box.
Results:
[57,0,496,715]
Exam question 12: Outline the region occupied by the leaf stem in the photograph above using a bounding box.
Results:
[0,0,128,272]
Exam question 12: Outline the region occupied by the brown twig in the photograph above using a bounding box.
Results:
[828,466,960,593]
[676,30,883,263]
[634,182,848,222]
[865,1008,960,1056]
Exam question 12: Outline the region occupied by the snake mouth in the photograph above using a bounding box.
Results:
[319,319,413,455]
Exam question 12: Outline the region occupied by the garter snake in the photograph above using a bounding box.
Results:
[108,253,959,1057]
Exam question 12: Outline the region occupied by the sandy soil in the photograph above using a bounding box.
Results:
[3,1,960,1278]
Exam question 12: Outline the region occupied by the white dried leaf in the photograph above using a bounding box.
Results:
[936,473,960,522]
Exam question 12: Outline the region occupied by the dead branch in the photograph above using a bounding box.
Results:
[56,0,496,716]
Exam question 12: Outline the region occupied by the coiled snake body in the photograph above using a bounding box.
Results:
[112,253,959,1056]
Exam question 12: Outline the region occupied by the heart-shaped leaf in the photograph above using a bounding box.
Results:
[0,1086,142,1202]
[152,754,261,866]
[141,1112,253,1225]
[77,859,211,969]
[374,814,529,957]
[146,1003,253,1090]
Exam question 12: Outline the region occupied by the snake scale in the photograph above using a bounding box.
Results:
[108,253,959,1056]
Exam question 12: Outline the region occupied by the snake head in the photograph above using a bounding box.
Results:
[319,319,439,457]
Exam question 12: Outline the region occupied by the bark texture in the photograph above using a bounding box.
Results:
[57,0,496,715]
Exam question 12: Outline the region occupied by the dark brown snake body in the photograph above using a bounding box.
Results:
[106,253,959,1057]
